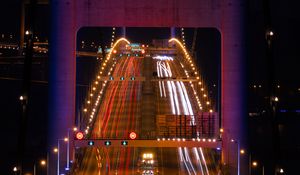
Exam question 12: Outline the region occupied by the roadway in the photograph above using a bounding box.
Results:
[73,49,219,175]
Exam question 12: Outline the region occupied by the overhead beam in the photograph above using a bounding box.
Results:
[97,76,198,82]
[74,139,221,148]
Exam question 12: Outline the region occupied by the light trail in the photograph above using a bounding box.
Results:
[157,61,163,97]
[167,81,176,114]
[162,81,166,97]
[162,57,212,175]
[171,80,181,114]
[184,147,197,175]
[177,81,189,115]
[194,147,205,175]
[157,60,176,114]
[199,148,210,175]
[180,82,194,116]
[178,147,192,175]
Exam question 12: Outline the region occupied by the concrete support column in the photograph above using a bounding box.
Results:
[122,27,126,37]
[170,27,176,38]
[48,1,76,175]
[221,0,247,174]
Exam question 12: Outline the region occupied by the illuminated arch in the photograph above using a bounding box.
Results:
[82,37,131,134]
[168,38,198,76]
[106,37,130,61]
[169,38,214,113]
[169,38,191,60]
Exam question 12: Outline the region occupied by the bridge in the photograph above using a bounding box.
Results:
[47,0,247,175]
[67,37,221,175]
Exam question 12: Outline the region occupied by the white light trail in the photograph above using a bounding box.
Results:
[171,81,180,114]
[157,61,161,77]
[157,61,163,97]
[179,147,192,175]
[194,147,205,175]
[166,62,173,77]
[167,81,176,114]
[176,81,189,115]
[161,62,171,77]
[180,82,194,116]
[153,55,174,61]
[159,81,163,97]
[162,81,166,97]
[184,147,197,175]
[199,148,210,175]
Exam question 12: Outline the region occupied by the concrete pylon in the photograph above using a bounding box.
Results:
[221,1,247,174]
[170,27,176,38]
[48,1,76,175]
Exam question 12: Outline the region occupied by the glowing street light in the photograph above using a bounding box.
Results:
[250,161,265,175]
[279,168,284,174]
[40,160,46,166]
[66,127,78,171]
[231,139,242,175]
[55,138,68,175]
[33,159,47,175]
[252,161,257,167]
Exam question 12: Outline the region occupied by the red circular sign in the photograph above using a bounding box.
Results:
[75,132,84,140]
[129,132,137,140]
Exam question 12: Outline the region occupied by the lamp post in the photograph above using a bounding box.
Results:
[230,139,244,175]
[221,128,245,175]
[54,137,68,175]
[13,166,18,175]
[66,127,77,171]
[250,160,264,175]
[33,159,46,175]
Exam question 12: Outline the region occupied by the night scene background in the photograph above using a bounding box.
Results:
[0,0,300,174]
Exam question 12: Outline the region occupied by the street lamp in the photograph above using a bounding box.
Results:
[279,168,284,174]
[13,166,18,175]
[54,137,68,175]
[231,139,244,175]
[250,161,264,175]
[66,127,77,171]
[33,159,47,175]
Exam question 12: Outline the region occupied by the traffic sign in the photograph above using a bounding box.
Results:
[75,132,84,140]
[129,132,137,140]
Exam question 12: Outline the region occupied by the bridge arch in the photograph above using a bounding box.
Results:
[168,38,214,113]
[79,37,131,133]
[49,1,247,174]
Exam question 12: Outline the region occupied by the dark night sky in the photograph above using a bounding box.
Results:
[1,0,300,174]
